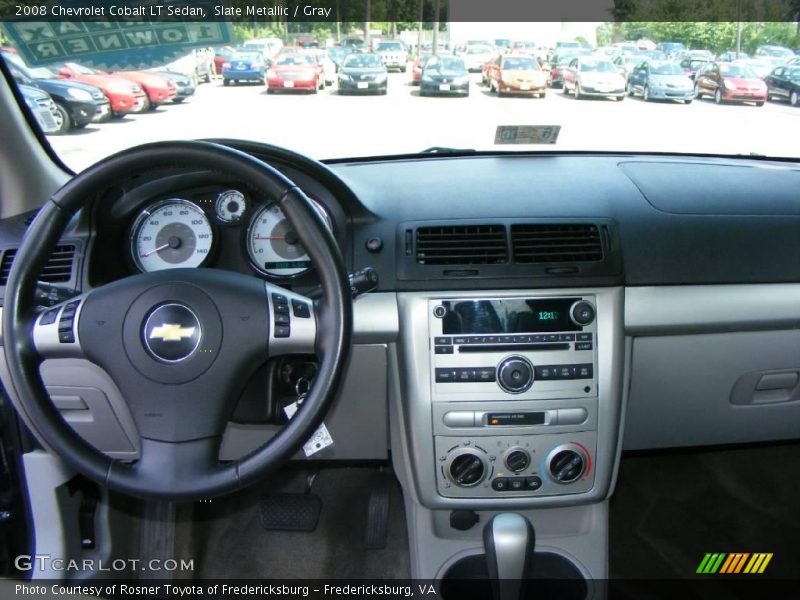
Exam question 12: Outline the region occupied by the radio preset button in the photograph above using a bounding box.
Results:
[535,366,554,380]
[453,336,468,344]
[499,335,515,343]
[476,367,496,382]
[435,368,457,383]
[434,346,454,354]
[557,366,574,379]
[456,368,476,382]
[498,356,534,393]
[434,336,451,346]
[575,364,593,379]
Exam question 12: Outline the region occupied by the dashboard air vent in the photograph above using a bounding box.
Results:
[0,244,76,285]
[416,225,508,265]
[511,224,603,263]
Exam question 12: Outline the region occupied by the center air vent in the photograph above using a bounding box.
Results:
[511,224,603,263]
[0,244,76,285]
[416,225,508,265]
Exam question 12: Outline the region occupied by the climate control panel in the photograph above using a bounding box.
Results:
[434,432,596,498]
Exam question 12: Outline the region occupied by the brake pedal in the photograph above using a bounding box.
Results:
[364,474,393,550]
[260,493,321,532]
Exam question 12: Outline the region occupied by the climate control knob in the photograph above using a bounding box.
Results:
[497,356,534,394]
[446,448,488,487]
[546,445,587,484]
[504,448,531,473]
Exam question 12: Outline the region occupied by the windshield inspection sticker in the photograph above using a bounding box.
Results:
[495,125,561,145]
[1,1,233,69]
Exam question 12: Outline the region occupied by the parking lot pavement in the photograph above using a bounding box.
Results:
[49,71,800,172]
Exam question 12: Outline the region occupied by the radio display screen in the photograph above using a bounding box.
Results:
[441,298,580,334]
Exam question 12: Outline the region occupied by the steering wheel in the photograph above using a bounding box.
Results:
[2,141,352,500]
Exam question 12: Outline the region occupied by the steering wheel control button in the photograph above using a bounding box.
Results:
[273,303,290,314]
[291,299,310,318]
[271,293,288,305]
[40,308,60,325]
[570,300,596,326]
[143,303,202,363]
[274,325,291,338]
[497,356,534,393]
[274,312,290,325]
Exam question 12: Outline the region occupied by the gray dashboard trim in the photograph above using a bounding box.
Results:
[625,284,800,335]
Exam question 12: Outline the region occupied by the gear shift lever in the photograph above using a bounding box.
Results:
[483,513,535,600]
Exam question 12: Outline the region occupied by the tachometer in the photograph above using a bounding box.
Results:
[131,199,213,272]
[247,200,331,277]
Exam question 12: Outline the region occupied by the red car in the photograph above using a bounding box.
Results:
[214,46,236,75]
[266,53,323,93]
[111,70,176,109]
[484,53,548,97]
[411,54,432,85]
[50,62,147,116]
[694,61,767,105]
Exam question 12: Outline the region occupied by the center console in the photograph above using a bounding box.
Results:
[430,296,599,499]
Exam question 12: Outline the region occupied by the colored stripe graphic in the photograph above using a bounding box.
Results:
[699,552,773,574]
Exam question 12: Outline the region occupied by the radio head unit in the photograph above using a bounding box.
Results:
[429,296,597,401]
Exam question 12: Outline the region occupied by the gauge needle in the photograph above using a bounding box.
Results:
[140,243,170,258]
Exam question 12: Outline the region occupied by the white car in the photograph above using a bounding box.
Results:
[309,50,337,85]
[375,40,407,72]
[463,44,495,72]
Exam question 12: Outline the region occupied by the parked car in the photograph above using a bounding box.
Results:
[685,49,715,61]
[755,45,796,64]
[411,54,433,85]
[658,41,686,58]
[563,56,626,100]
[375,40,407,72]
[765,65,800,106]
[19,84,61,134]
[694,61,767,105]
[613,54,645,82]
[2,52,110,133]
[110,70,176,110]
[213,46,236,75]
[308,50,336,86]
[222,51,267,86]
[149,68,196,103]
[48,61,147,117]
[734,58,776,79]
[717,51,749,62]
[420,55,470,97]
[462,44,495,73]
[679,56,710,80]
[337,53,387,95]
[626,60,694,103]
[267,53,323,93]
[485,54,547,97]
[243,38,283,61]
[327,47,350,71]
[511,41,536,54]
[643,50,668,60]
[549,52,585,87]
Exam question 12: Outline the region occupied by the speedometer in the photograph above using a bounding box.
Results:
[247,200,331,278]
[131,199,213,272]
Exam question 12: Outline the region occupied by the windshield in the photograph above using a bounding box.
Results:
[579,59,617,73]
[651,63,684,75]
[2,18,798,169]
[503,57,538,70]
[719,64,758,77]
[376,42,404,51]
[343,54,382,68]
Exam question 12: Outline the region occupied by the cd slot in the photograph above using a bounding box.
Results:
[458,343,571,353]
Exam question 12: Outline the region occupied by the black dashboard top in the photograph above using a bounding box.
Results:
[3,147,800,300]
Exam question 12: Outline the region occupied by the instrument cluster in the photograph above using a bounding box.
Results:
[128,187,332,280]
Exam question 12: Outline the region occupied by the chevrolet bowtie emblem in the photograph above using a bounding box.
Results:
[149,324,196,342]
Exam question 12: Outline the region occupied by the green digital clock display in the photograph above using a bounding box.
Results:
[538,311,560,321]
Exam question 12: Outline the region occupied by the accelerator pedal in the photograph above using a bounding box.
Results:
[364,473,394,550]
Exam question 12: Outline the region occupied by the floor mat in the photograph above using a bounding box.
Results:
[175,467,410,579]
[610,442,800,579]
